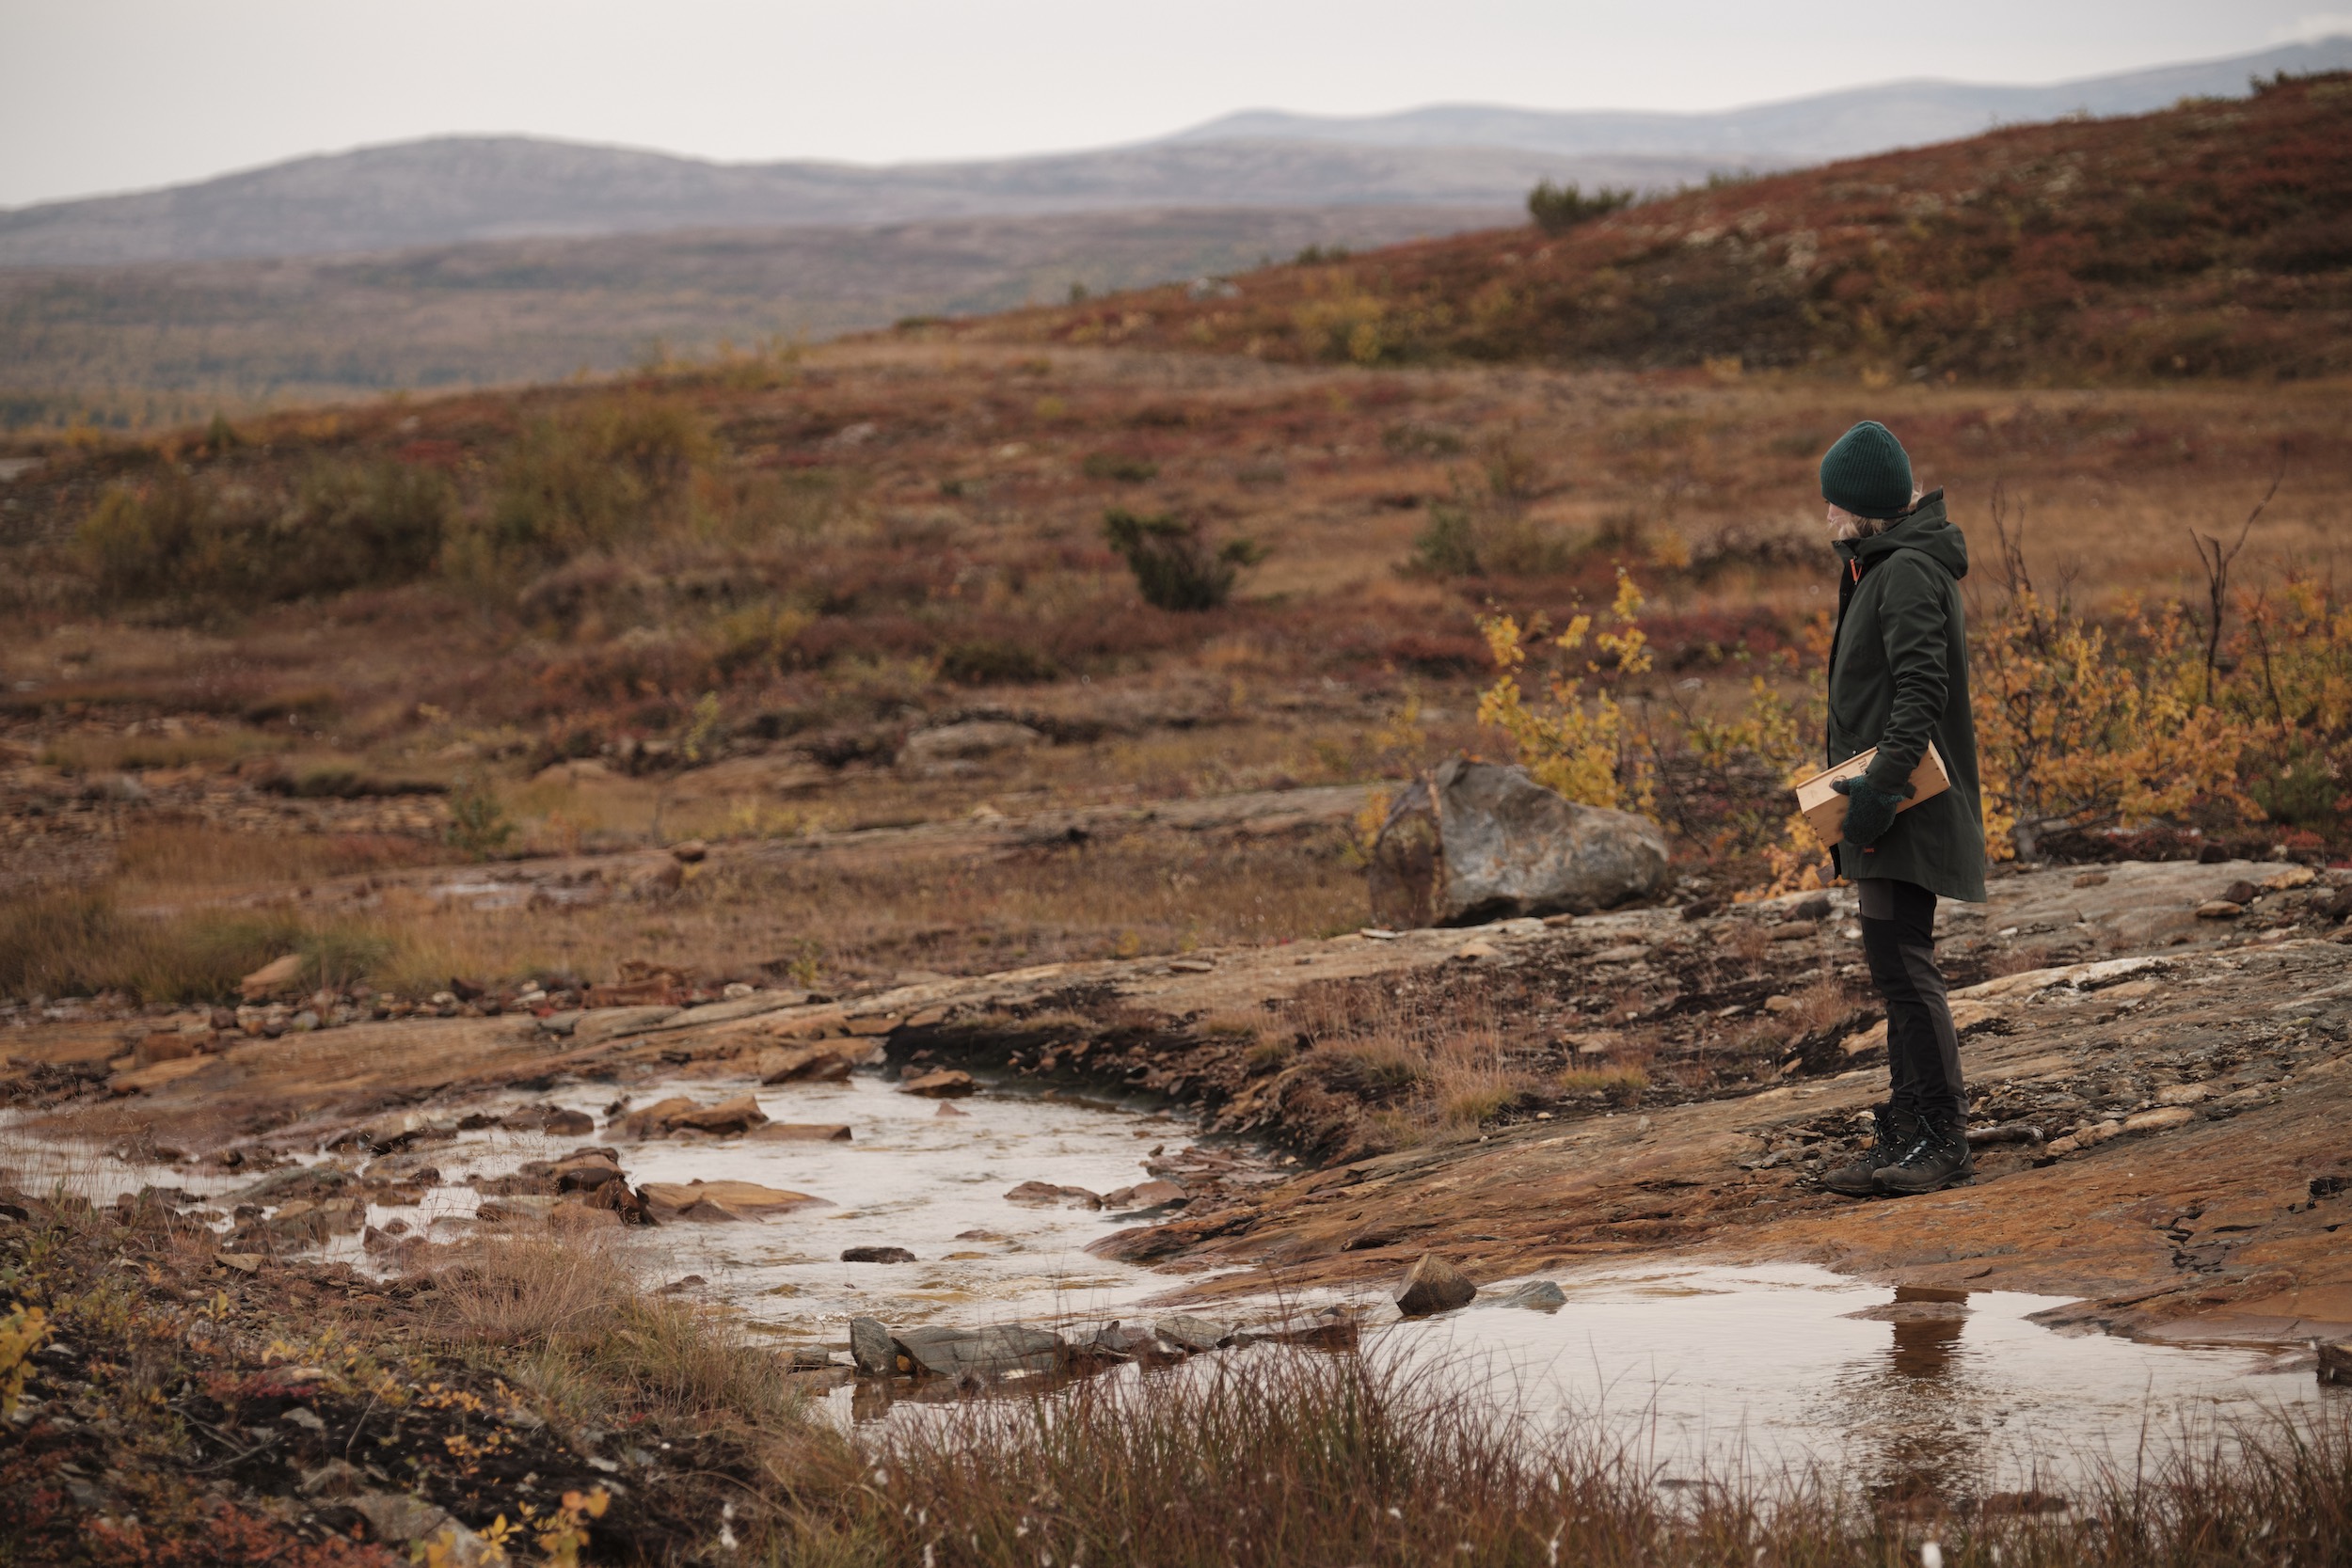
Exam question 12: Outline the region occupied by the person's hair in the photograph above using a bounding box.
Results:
[1828,486,1926,540]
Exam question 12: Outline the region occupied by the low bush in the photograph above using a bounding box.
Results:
[1082,451,1159,483]
[938,638,1061,685]
[1527,178,1636,233]
[480,393,712,571]
[1103,509,1264,611]
[75,458,453,605]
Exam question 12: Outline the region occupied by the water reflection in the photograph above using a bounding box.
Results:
[1847,1285,1981,1513]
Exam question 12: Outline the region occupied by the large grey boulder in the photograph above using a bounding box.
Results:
[1368,758,1669,927]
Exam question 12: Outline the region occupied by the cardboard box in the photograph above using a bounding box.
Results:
[1793,741,1950,849]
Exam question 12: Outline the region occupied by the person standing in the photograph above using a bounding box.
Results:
[1809,421,1989,1198]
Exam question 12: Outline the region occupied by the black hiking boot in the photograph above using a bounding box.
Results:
[1872,1114,1975,1195]
[1822,1102,1916,1197]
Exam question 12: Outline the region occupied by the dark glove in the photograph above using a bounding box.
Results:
[1832,773,1913,849]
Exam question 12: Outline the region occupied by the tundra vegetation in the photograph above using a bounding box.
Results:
[2,71,2351,1568]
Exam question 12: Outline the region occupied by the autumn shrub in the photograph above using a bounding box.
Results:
[1406,436,1572,578]
[1476,569,1657,814]
[1103,508,1264,610]
[1470,530,2348,894]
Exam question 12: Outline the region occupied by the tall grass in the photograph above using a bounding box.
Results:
[425,1233,803,1433]
[0,888,391,1004]
[787,1345,2352,1567]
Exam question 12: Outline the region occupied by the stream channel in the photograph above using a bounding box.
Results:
[21,1068,2338,1494]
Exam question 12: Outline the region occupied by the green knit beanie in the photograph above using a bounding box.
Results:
[1820,420,1914,518]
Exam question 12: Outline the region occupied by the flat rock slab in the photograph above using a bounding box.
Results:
[639,1180,827,1219]
[900,1069,977,1098]
[747,1123,852,1142]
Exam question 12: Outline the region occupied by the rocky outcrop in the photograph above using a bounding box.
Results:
[1369,759,1669,928]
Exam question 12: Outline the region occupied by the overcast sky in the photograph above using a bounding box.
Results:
[4,0,2348,208]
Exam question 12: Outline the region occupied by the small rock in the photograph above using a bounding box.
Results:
[1153,1314,1232,1353]
[1091,1322,1165,1358]
[2124,1105,2198,1133]
[1102,1179,1189,1210]
[1590,944,1650,963]
[1168,958,1217,973]
[239,954,305,1001]
[901,1069,977,1098]
[850,1315,897,1375]
[2196,900,2245,920]
[1485,1279,1566,1312]
[216,1252,262,1274]
[2073,871,2110,887]
[299,1460,367,1498]
[352,1493,453,1547]
[1004,1180,1102,1209]
[1763,994,1798,1014]
[755,1042,864,1084]
[1394,1253,1477,1317]
[2222,879,2262,905]
[2154,1084,2208,1106]
[935,1101,970,1117]
[841,1245,917,1263]
[667,1093,769,1135]
[669,839,708,863]
[747,1123,853,1142]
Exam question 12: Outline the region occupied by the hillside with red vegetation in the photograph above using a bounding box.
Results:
[941,71,2352,382]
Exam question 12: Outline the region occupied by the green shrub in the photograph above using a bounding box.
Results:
[1082,452,1159,483]
[444,773,516,860]
[1528,179,1635,233]
[278,459,451,591]
[939,639,1060,685]
[1103,509,1264,611]
[485,394,711,567]
[1410,502,1483,576]
[75,459,452,605]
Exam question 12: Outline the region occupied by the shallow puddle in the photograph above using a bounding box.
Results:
[1361,1263,2329,1489]
[573,1074,1195,1325]
[829,1261,2331,1492]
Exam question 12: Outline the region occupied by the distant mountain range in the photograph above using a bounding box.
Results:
[4,36,2346,270]
[1168,36,2352,160]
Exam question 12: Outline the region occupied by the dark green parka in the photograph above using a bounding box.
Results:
[1826,489,1988,902]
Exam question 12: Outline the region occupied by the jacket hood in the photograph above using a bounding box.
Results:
[1835,488,1967,579]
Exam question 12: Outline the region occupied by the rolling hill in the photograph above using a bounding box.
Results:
[948,71,2352,383]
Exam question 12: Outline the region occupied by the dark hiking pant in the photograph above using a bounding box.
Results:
[1858,878,1966,1124]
